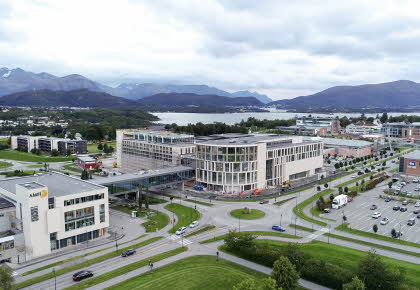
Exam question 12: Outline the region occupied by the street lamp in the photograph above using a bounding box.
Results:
[238,216,241,233]
[280,213,283,227]
[294,217,297,236]
[53,267,57,290]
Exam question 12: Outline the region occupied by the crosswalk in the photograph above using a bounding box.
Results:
[307,227,329,240]
[166,234,193,246]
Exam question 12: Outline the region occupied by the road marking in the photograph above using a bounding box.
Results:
[166,235,180,241]
[177,239,193,246]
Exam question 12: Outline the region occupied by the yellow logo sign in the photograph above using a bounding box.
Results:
[41,189,48,198]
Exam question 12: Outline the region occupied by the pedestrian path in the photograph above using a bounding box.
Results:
[166,234,193,246]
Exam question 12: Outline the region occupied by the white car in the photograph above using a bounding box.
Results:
[380,217,389,225]
[413,179,419,183]
[175,227,187,235]
[415,202,420,207]
[189,221,199,228]
[372,212,381,219]
[351,175,357,178]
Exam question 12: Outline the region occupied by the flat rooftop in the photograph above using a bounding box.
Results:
[196,134,305,146]
[95,166,193,185]
[0,172,104,197]
[320,137,373,148]
[403,150,420,160]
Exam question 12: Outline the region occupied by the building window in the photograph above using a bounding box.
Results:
[100,204,105,223]
[30,206,39,222]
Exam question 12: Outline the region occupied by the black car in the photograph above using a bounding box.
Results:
[414,210,420,214]
[417,214,420,219]
[73,270,93,281]
[392,231,403,238]
[393,206,400,211]
[370,205,378,210]
[121,249,136,257]
[400,207,408,212]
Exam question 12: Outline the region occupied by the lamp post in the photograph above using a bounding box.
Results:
[280,213,283,227]
[238,216,241,233]
[294,217,297,236]
[53,267,57,290]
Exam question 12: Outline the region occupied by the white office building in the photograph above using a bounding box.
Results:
[0,172,109,261]
[195,134,324,193]
[116,129,196,172]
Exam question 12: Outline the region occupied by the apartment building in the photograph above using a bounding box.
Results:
[11,135,87,154]
[195,133,324,193]
[116,129,196,172]
[0,172,109,261]
[315,137,373,158]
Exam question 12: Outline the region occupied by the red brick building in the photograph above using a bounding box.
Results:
[76,156,97,170]
[399,151,420,176]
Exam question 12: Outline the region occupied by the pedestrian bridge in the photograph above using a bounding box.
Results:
[94,166,194,195]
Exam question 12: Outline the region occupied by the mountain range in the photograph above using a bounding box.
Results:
[271,80,420,110]
[0,67,272,103]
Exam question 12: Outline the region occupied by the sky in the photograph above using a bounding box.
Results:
[2,0,420,100]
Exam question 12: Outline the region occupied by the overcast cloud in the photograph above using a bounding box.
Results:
[1,0,420,99]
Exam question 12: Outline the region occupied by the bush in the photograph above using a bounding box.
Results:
[301,259,353,289]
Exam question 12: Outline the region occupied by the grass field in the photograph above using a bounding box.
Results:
[87,142,116,153]
[106,255,268,290]
[309,206,336,222]
[185,199,213,206]
[337,223,420,249]
[230,208,265,220]
[112,206,169,232]
[63,163,82,173]
[251,239,420,289]
[274,196,295,206]
[26,164,45,168]
[292,189,333,226]
[288,224,316,233]
[200,230,301,244]
[0,150,74,162]
[0,160,12,168]
[185,225,216,238]
[164,203,201,234]
[64,247,187,290]
[14,237,162,289]
[325,233,420,258]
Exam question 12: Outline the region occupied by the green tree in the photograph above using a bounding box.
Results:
[285,243,306,272]
[224,230,256,251]
[50,149,59,156]
[357,250,405,290]
[233,279,258,290]
[372,224,378,234]
[380,112,388,124]
[343,276,365,290]
[271,256,299,290]
[260,277,278,290]
[324,183,329,189]
[0,266,14,290]
[329,193,334,202]
[97,143,103,151]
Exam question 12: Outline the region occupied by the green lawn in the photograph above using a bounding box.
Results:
[0,150,74,162]
[185,225,216,238]
[0,160,12,168]
[64,247,187,290]
[288,224,316,233]
[309,206,336,222]
[221,185,314,202]
[200,230,300,244]
[248,240,420,289]
[292,189,333,226]
[185,199,213,206]
[335,171,375,188]
[87,142,116,153]
[273,196,295,206]
[336,223,420,249]
[63,163,82,173]
[26,164,45,168]
[164,203,201,234]
[325,233,420,258]
[14,237,162,289]
[112,206,169,233]
[106,255,268,290]
[230,208,265,220]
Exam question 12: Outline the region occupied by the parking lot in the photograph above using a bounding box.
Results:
[326,183,420,243]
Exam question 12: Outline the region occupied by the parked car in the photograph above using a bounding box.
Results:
[323,208,331,213]
[414,209,420,214]
[415,201,420,207]
[259,200,269,204]
[413,178,419,183]
[370,204,378,210]
[347,197,354,202]
[189,221,199,228]
[73,271,94,281]
[121,249,136,257]
[385,197,391,202]
[408,218,416,226]
[393,206,401,211]
[351,175,357,178]
[400,207,408,212]
[175,227,187,235]
[372,212,381,219]
[402,200,408,206]
[417,214,420,219]
[392,231,403,238]
[380,217,389,225]
[272,225,286,232]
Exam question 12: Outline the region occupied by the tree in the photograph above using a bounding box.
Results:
[343,276,365,290]
[329,193,335,202]
[271,256,299,290]
[324,183,329,189]
[344,186,349,193]
[51,149,59,156]
[66,148,72,156]
[391,228,396,237]
[316,186,321,191]
[260,278,277,290]
[285,243,306,272]
[372,224,378,234]
[357,250,405,290]
[80,169,89,180]
[0,265,14,290]
[380,112,388,124]
[97,143,103,151]
[233,279,258,290]
[224,230,256,250]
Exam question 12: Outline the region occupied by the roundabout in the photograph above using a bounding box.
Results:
[229,208,266,220]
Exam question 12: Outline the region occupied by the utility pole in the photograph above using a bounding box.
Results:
[280,213,283,227]
[294,217,297,236]
[328,225,331,244]
[238,216,241,233]
[53,268,57,290]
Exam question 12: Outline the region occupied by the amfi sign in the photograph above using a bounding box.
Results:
[29,189,48,198]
